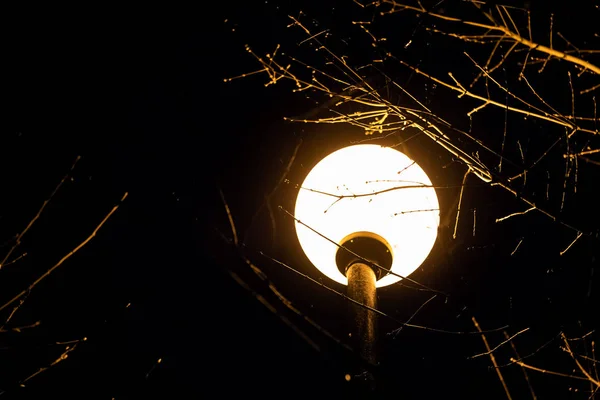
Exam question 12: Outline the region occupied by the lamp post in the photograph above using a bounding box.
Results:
[294,144,439,375]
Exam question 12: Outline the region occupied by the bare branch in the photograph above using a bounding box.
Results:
[381,1,600,74]
[469,327,530,359]
[218,191,352,353]
[0,156,81,270]
[510,357,595,383]
[495,207,536,223]
[396,59,596,134]
[0,320,40,333]
[559,232,583,256]
[263,249,507,335]
[280,205,447,295]
[504,330,538,399]
[453,170,470,239]
[219,188,238,246]
[0,192,128,315]
[388,294,437,337]
[472,316,513,399]
[561,333,600,388]
[19,337,87,386]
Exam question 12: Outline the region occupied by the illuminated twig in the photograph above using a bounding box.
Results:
[0,253,27,268]
[472,317,513,399]
[280,206,446,295]
[263,251,507,335]
[561,333,600,388]
[145,358,163,380]
[219,188,238,246]
[495,207,536,223]
[469,327,530,359]
[453,170,470,239]
[567,330,596,342]
[497,332,562,368]
[395,59,597,134]
[504,330,537,400]
[0,156,81,270]
[559,232,583,256]
[302,183,434,199]
[0,192,128,314]
[510,358,592,381]
[519,73,566,123]
[1,295,29,329]
[242,36,495,183]
[388,294,437,337]
[581,83,600,95]
[218,191,351,352]
[381,1,600,74]
[0,320,40,333]
[510,238,524,256]
[572,148,600,157]
[247,138,303,248]
[463,52,575,132]
[223,68,269,82]
[224,266,321,352]
[19,337,87,386]
[491,181,584,236]
[593,340,599,384]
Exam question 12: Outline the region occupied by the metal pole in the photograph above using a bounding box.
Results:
[346,262,378,366]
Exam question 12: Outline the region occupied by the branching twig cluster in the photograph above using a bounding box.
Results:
[223,0,599,396]
[0,157,127,392]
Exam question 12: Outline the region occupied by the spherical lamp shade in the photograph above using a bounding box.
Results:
[294,144,439,287]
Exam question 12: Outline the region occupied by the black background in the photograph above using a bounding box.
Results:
[2,1,599,399]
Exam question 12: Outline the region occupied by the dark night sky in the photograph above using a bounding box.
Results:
[2,1,599,399]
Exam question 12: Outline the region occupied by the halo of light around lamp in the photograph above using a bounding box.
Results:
[294,144,439,287]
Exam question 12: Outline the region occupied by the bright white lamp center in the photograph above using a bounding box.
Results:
[294,144,439,287]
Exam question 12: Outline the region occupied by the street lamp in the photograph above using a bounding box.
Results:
[294,144,439,369]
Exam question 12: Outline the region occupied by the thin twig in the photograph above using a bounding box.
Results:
[382,1,600,74]
[453,170,470,239]
[218,191,351,352]
[0,156,81,269]
[469,327,530,359]
[561,333,600,387]
[510,358,594,382]
[504,330,537,399]
[218,188,238,246]
[19,338,87,386]
[472,316,513,399]
[389,294,437,337]
[280,206,447,296]
[0,192,128,314]
[263,250,507,335]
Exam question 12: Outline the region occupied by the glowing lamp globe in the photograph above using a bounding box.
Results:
[294,144,439,287]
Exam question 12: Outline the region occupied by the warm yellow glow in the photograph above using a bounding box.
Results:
[294,144,439,288]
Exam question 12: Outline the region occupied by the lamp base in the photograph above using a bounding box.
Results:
[336,232,393,280]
